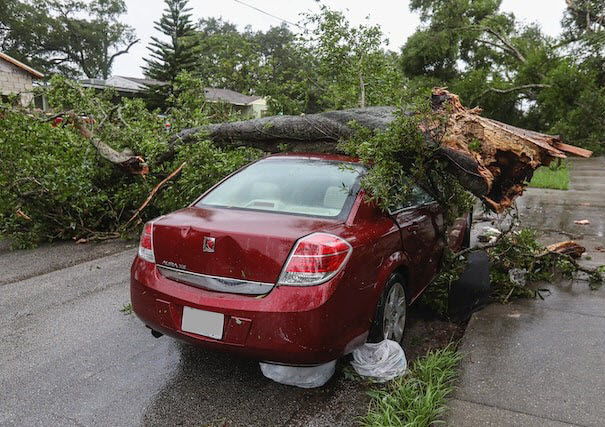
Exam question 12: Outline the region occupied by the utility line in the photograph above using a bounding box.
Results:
[232,0,304,30]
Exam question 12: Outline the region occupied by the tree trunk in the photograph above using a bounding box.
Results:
[161,88,591,212]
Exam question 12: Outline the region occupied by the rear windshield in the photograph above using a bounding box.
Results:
[196,158,364,218]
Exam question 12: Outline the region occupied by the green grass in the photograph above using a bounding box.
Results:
[119,303,132,315]
[528,162,569,190]
[360,345,462,427]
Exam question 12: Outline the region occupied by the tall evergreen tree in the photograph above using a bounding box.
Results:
[143,0,198,83]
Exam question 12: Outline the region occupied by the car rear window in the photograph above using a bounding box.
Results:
[196,158,364,218]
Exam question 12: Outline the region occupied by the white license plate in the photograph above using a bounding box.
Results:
[181,306,224,339]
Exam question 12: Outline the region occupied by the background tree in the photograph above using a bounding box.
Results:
[302,5,404,110]
[194,18,262,93]
[400,0,604,153]
[0,0,138,78]
[190,7,405,115]
[143,0,199,83]
[561,0,605,82]
[193,19,317,115]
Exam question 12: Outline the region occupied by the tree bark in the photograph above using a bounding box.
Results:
[162,88,591,213]
[69,113,148,175]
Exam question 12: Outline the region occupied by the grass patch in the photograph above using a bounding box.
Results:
[119,303,132,315]
[528,161,569,190]
[360,345,462,426]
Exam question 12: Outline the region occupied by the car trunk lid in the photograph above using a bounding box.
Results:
[152,207,341,287]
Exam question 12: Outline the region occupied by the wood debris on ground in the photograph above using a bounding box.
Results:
[545,241,586,258]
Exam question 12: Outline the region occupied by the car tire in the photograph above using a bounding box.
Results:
[462,210,473,249]
[368,273,408,343]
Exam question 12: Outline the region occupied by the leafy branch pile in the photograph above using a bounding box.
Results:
[419,223,605,317]
[338,95,474,224]
[0,75,260,248]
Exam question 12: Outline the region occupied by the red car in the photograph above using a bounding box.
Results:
[131,153,470,365]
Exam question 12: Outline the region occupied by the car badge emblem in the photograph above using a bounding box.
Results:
[203,236,216,253]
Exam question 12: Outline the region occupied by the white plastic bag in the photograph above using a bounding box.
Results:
[259,360,336,388]
[350,339,407,382]
[508,268,527,287]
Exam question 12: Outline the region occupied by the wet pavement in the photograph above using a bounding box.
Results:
[0,234,463,426]
[448,157,605,426]
[0,240,372,426]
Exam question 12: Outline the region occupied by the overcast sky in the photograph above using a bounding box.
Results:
[114,0,567,78]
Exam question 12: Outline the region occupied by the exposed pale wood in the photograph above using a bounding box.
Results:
[546,241,586,258]
[551,141,593,158]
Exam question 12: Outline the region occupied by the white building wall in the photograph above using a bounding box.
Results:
[250,98,269,118]
[0,59,35,106]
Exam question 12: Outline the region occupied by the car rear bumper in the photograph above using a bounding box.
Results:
[130,256,367,365]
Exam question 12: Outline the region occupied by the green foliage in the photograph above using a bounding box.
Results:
[535,61,605,154]
[194,18,263,95]
[417,251,468,316]
[0,75,260,248]
[561,0,605,77]
[528,162,569,190]
[119,303,132,314]
[419,226,604,316]
[143,0,199,82]
[189,6,406,115]
[488,228,576,302]
[339,96,474,224]
[302,5,404,109]
[361,345,462,426]
[0,0,137,78]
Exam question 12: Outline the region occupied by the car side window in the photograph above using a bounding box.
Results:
[389,185,435,212]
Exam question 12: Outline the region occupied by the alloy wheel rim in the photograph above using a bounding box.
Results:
[382,282,406,342]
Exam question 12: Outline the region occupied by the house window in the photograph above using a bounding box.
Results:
[1,94,20,105]
[34,94,46,110]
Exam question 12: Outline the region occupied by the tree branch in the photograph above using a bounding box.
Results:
[125,161,186,227]
[479,83,552,97]
[108,38,140,62]
[67,112,149,175]
[484,27,527,64]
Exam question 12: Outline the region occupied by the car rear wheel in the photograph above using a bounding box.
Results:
[369,273,408,343]
[462,210,473,249]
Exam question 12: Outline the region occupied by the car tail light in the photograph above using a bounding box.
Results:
[138,222,155,263]
[278,233,352,286]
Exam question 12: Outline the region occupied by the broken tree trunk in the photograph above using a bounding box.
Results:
[162,88,591,212]
[68,112,149,175]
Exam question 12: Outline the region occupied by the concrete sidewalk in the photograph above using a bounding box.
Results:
[448,157,605,426]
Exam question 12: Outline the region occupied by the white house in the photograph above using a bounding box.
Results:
[0,52,44,106]
[79,76,269,118]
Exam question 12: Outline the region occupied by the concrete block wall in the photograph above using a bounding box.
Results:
[0,59,35,106]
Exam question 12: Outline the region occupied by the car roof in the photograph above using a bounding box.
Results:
[264,152,360,163]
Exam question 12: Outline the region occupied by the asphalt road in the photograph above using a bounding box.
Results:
[0,240,368,427]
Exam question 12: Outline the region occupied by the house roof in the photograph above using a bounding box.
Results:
[120,76,168,87]
[79,75,264,105]
[0,53,44,78]
[79,76,162,93]
[203,88,262,106]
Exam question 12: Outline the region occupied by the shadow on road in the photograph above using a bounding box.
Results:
[142,341,368,426]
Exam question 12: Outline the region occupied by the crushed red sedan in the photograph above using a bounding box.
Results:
[130,153,470,365]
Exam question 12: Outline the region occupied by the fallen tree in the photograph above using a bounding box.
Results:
[159,88,591,212]
[0,80,594,248]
